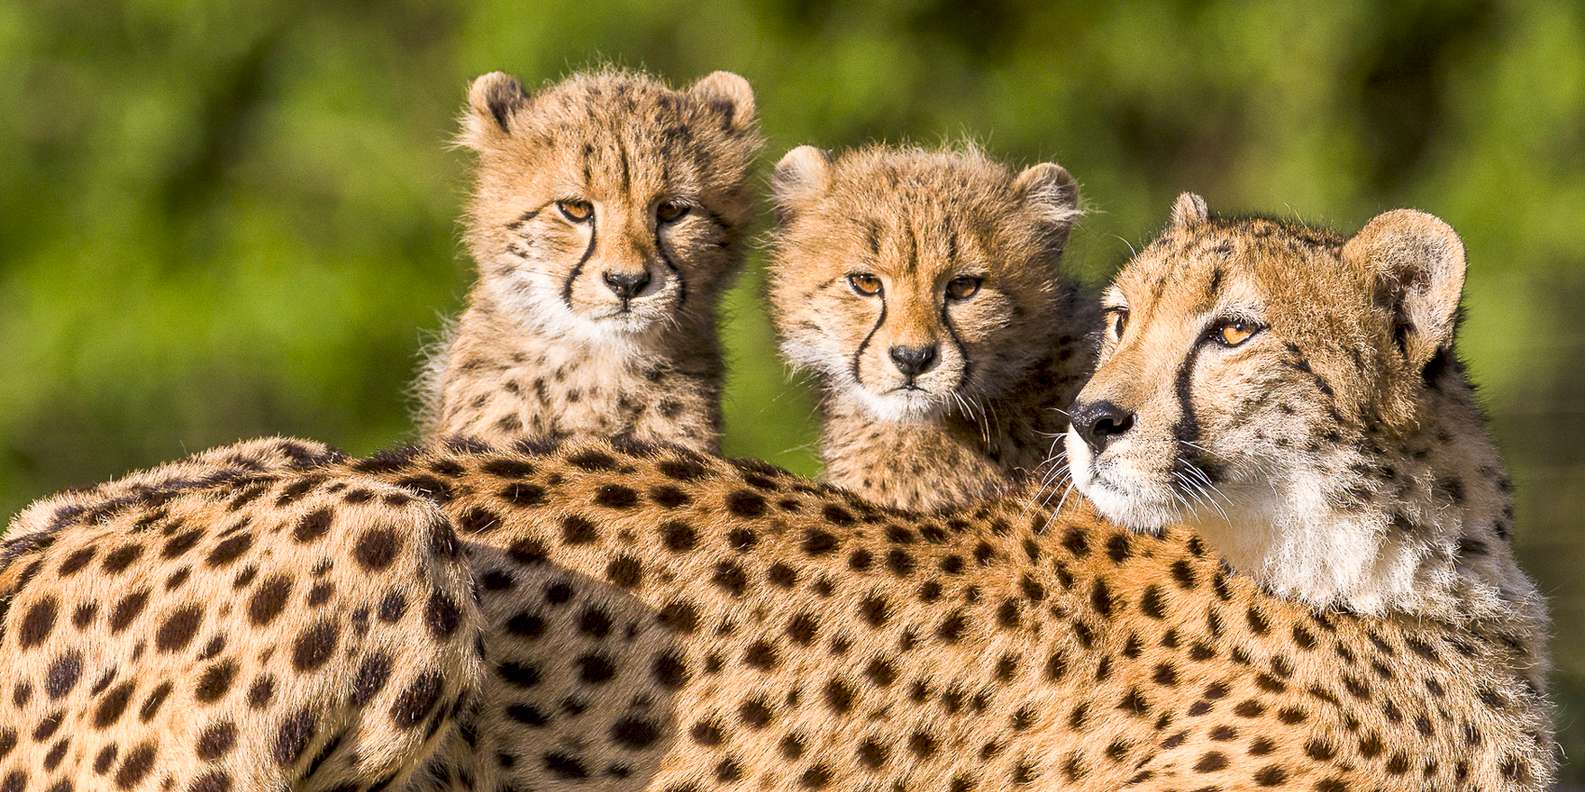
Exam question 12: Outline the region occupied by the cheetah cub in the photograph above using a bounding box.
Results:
[770,145,1097,511]
[420,68,763,452]
[1067,195,1548,654]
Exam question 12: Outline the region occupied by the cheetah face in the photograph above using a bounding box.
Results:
[770,146,1081,421]
[1067,195,1467,547]
[458,70,760,344]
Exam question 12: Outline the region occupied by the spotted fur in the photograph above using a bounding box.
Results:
[14,436,1552,790]
[0,438,483,791]
[770,145,1097,511]
[419,68,763,452]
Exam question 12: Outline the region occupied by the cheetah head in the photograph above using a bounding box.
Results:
[1066,195,1473,604]
[459,68,761,344]
[770,145,1081,421]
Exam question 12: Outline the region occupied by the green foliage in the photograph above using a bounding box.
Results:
[2,0,1582,775]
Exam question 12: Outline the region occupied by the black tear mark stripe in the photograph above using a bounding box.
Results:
[617,140,631,195]
[653,224,688,310]
[1171,339,1223,483]
[939,299,972,395]
[560,214,599,306]
[851,294,888,388]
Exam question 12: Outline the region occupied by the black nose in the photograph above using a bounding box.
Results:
[1071,400,1136,452]
[602,270,651,300]
[889,345,938,378]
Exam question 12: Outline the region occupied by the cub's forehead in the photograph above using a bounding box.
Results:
[495,74,746,194]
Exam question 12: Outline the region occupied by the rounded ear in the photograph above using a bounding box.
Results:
[689,70,756,131]
[1013,162,1081,250]
[1343,209,1466,371]
[772,145,832,221]
[1170,192,1210,229]
[460,71,528,151]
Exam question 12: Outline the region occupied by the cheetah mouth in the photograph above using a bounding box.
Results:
[1064,432,1183,532]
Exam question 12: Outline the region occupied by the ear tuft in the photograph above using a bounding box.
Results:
[1170,192,1210,229]
[1343,209,1467,370]
[461,71,527,150]
[772,145,832,220]
[689,71,756,131]
[1014,162,1081,249]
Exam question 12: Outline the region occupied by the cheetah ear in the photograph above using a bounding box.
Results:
[1013,162,1081,251]
[689,71,756,131]
[1170,192,1210,229]
[1344,209,1467,371]
[772,145,833,222]
[460,71,528,151]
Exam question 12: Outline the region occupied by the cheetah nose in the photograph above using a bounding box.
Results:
[889,345,938,378]
[602,270,651,300]
[1071,400,1136,453]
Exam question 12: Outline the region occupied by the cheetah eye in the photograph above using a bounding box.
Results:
[1213,318,1261,348]
[656,200,691,224]
[557,200,593,223]
[944,276,983,301]
[847,273,883,297]
[1104,307,1129,340]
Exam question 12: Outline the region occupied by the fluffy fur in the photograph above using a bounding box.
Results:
[769,145,1097,510]
[420,68,763,452]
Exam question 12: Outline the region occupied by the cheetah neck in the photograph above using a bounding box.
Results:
[419,292,725,453]
[819,339,1094,513]
[1190,364,1543,639]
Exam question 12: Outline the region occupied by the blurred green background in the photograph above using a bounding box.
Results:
[2,0,1582,778]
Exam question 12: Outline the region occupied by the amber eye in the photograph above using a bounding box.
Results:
[656,200,690,224]
[1105,308,1129,340]
[847,273,883,296]
[945,276,983,301]
[557,200,593,223]
[1214,318,1260,347]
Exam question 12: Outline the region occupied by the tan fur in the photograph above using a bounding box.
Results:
[769,145,1097,511]
[12,436,1555,790]
[420,68,763,453]
[0,439,483,791]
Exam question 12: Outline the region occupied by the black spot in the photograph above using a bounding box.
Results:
[390,671,444,729]
[248,576,292,626]
[651,651,689,689]
[426,593,461,640]
[561,516,599,545]
[273,709,316,765]
[18,596,59,648]
[351,653,393,705]
[114,742,158,788]
[576,653,617,684]
[292,508,334,543]
[543,751,590,779]
[292,620,339,672]
[156,604,203,652]
[711,561,748,597]
[607,555,644,588]
[595,484,640,509]
[195,660,238,702]
[498,482,546,507]
[44,651,82,699]
[609,716,662,749]
[726,490,768,518]
[197,720,238,760]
